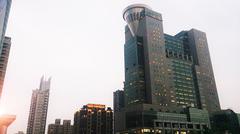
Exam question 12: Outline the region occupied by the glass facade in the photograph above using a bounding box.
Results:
[124,36,146,105]
[123,4,175,108]
[123,4,220,112]
[176,30,221,113]
[115,4,221,133]
[113,90,125,112]
[165,34,197,108]
[122,109,210,134]
[125,111,188,129]
[0,37,10,98]
[238,114,240,127]
[0,0,11,99]
[210,109,240,134]
[0,0,11,52]
[187,108,210,124]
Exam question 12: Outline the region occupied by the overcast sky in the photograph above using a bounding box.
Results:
[1,0,240,133]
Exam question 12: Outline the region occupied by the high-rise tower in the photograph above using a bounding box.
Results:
[0,37,11,97]
[0,1,15,134]
[123,4,175,108]
[0,0,12,99]
[26,76,51,134]
[0,36,11,99]
[0,0,11,53]
[114,4,220,133]
[113,90,125,112]
[122,4,220,113]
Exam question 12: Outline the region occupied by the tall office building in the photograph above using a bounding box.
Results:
[114,4,220,133]
[113,90,125,112]
[0,0,11,53]
[123,4,220,112]
[74,104,113,134]
[0,1,14,133]
[0,37,14,134]
[0,36,11,97]
[26,76,51,134]
[47,119,73,134]
[113,90,125,134]
[0,0,12,99]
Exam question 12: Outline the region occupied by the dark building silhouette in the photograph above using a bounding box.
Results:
[113,90,125,134]
[113,90,124,112]
[114,4,220,133]
[210,109,240,134]
[74,104,113,134]
[47,119,73,134]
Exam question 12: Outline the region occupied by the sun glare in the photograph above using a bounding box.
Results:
[0,107,6,116]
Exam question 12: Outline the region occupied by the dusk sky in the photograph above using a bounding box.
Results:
[1,0,239,133]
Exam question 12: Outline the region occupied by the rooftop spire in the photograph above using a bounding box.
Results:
[39,76,51,90]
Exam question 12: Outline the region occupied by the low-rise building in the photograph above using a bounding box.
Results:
[74,104,113,134]
[47,119,73,134]
[15,131,24,134]
[210,109,240,134]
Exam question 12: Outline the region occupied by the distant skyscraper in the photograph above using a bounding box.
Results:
[114,4,220,133]
[47,119,73,134]
[74,104,113,134]
[113,90,124,112]
[113,90,125,133]
[26,76,51,134]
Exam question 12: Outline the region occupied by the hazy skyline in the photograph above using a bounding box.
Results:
[0,0,239,133]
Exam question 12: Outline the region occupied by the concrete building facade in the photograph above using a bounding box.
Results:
[26,77,51,134]
[47,119,73,134]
